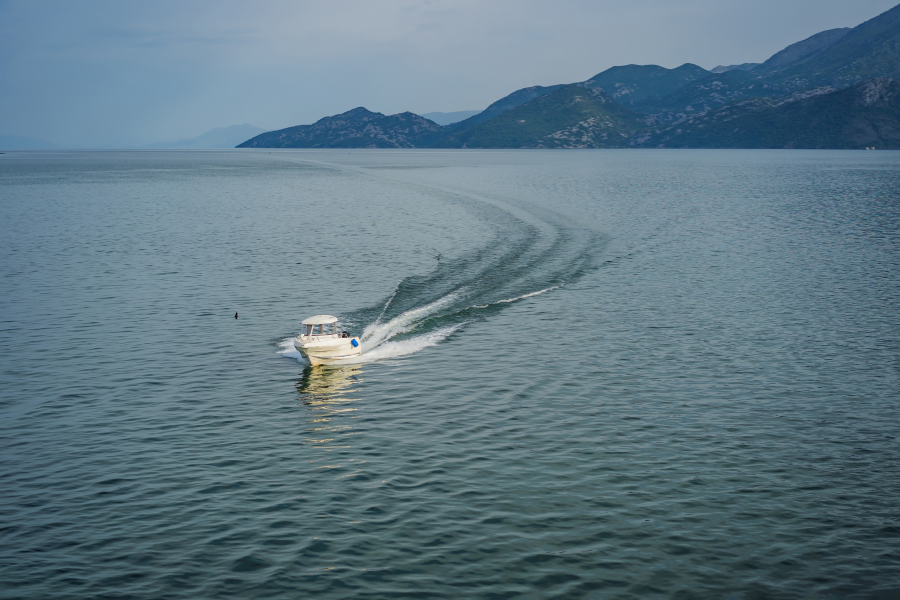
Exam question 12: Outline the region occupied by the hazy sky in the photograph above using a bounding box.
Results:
[1,0,896,147]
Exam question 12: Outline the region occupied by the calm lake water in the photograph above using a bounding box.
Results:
[1,149,898,599]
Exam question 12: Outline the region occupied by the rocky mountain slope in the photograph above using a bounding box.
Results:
[631,69,767,120]
[581,63,710,105]
[759,6,900,87]
[635,79,900,149]
[237,108,442,148]
[439,84,564,135]
[753,28,851,74]
[433,85,643,148]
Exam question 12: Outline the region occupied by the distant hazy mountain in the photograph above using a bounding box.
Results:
[419,111,481,125]
[144,124,266,149]
[237,108,442,148]
[0,135,60,149]
[635,78,900,149]
[433,85,643,149]
[581,63,710,104]
[710,63,760,73]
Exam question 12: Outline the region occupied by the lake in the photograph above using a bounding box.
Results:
[1,149,898,598]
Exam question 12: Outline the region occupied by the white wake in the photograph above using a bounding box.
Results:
[278,290,466,366]
[358,290,464,352]
[277,337,307,363]
[278,285,557,366]
[473,285,561,309]
[332,323,465,365]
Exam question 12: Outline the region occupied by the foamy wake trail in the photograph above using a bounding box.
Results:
[496,285,561,303]
[473,285,561,309]
[359,290,464,351]
[278,286,559,365]
[334,323,465,365]
[278,291,465,365]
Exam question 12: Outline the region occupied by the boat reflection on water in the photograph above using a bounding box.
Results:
[296,364,362,397]
[295,365,365,477]
[295,364,363,416]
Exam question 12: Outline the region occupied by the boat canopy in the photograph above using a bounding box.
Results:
[301,314,339,325]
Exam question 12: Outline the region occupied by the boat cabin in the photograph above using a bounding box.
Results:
[300,315,348,339]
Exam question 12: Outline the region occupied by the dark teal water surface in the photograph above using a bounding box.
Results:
[1,149,898,599]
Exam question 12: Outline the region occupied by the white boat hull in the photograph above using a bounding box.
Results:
[294,335,361,366]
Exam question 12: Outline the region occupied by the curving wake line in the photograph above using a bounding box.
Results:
[280,186,608,366]
[278,293,468,365]
[358,291,465,352]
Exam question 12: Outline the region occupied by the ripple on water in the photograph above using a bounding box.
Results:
[0,149,898,598]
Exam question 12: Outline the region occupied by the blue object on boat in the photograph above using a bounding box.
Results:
[351,339,359,347]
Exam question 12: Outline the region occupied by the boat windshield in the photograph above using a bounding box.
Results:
[303,322,339,336]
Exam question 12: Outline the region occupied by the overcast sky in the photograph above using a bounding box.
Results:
[1,0,896,147]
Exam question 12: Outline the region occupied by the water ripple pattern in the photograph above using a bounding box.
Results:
[1,149,899,599]
[281,171,605,365]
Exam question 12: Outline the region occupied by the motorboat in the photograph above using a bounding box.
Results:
[294,315,361,366]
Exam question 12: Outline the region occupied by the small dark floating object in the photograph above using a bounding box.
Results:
[235,312,238,319]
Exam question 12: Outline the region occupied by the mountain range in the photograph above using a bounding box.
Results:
[238,109,442,149]
[435,85,643,149]
[635,79,900,149]
[239,3,900,150]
